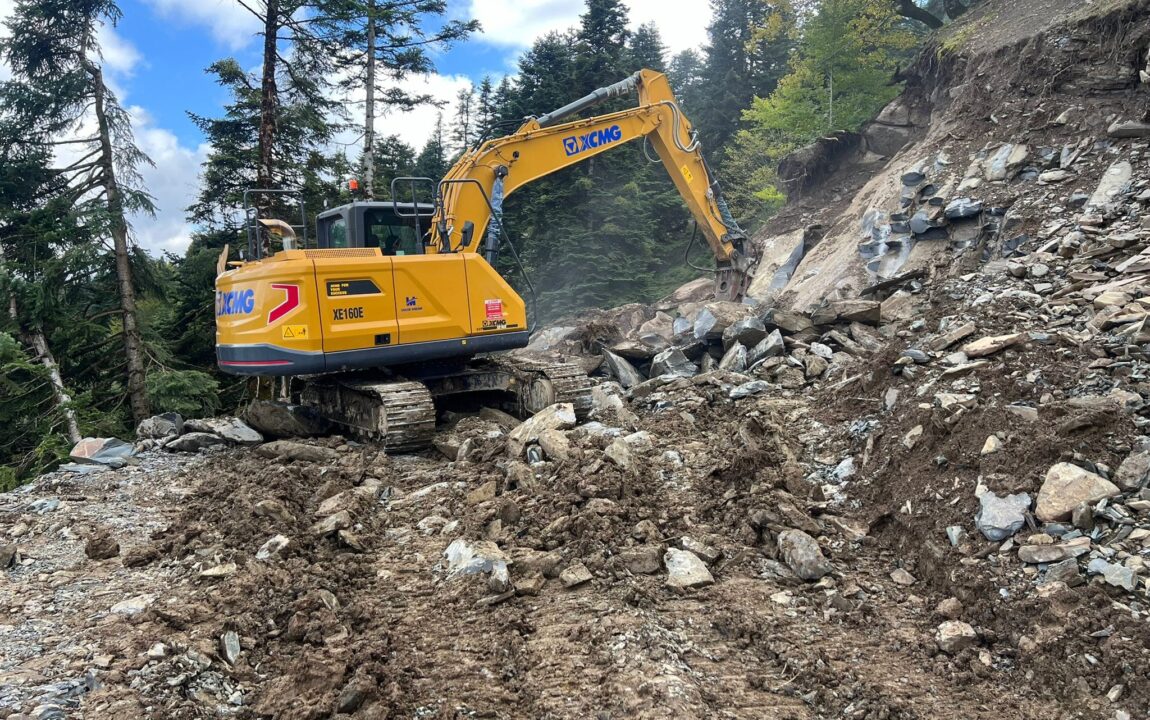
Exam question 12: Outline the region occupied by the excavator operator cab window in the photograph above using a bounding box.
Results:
[319,215,349,248]
[364,209,423,256]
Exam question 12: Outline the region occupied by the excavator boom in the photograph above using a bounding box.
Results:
[429,69,754,300]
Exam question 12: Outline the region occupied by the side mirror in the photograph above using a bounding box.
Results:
[460,221,475,249]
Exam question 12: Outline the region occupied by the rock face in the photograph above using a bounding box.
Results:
[975,491,1031,541]
[664,548,714,589]
[1035,463,1121,522]
[777,529,832,581]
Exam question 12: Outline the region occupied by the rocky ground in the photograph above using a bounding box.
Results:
[7,0,1150,718]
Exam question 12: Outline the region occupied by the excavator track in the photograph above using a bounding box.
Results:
[296,356,592,453]
[491,356,594,417]
[300,379,436,452]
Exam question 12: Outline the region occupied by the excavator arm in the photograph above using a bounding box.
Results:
[427,69,755,302]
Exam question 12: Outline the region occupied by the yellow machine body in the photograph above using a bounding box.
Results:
[216,68,751,378]
[216,246,528,375]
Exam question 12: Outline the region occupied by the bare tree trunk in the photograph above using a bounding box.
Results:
[258,0,280,193]
[894,0,943,29]
[6,294,82,444]
[87,58,151,422]
[363,0,377,199]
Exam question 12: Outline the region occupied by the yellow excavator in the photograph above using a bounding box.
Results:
[215,69,754,449]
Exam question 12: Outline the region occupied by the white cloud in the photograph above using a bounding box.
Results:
[127,107,210,255]
[467,0,709,56]
[331,71,473,164]
[138,0,261,51]
[0,0,14,80]
[96,23,143,76]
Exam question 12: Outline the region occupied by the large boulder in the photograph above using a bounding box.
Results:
[166,432,227,454]
[507,403,576,457]
[637,312,676,345]
[136,413,184,440]
[184,417,263,445]
[601,350,646,389]
[718,344,748,372]
[242,400,331,438]
[747,330,785,367]
[777,529,832,581]
[1036,463,1121,522]
[655,277,713,312]
[664,548,714,589]
[69,437,135,468]
[1115,450,1150,491]
[649,347,697,378]
[693,302,756,343]
[722,317,768,350]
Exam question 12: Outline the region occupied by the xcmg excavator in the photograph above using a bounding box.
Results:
[215,68,755,450]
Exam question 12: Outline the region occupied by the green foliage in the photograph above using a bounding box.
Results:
[0,332,68,488]
[146,369,221,418]
[729,0,918,216]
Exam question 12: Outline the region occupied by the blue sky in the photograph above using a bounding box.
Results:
[1,0,712,254]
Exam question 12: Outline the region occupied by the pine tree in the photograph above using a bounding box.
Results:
[367,135,416,199]
[413,113,450,183]
[693,0,797,155]
[474,76,497,142]
[573,0,631,93]
[309,0,478,198]
[1,0,155,422]
[450,85,475,155]
[628,22,667,71]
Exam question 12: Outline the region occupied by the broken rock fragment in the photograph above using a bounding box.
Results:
[650,347,697,378]
[1035,463,1120,522]
[506,403,576,457]
[777,529,831,581]
[959,333,1023,359]
[936,621,978,653]
[601,350,645,389]
[974,491,1031,541]
[664,548,714,589]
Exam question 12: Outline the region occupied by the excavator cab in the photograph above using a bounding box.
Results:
[315,201,435,256]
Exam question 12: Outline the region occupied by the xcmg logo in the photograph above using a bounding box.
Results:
[216,289,254,316]
[562,124,623,156]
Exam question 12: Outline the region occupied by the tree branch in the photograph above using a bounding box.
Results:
[893,0,943,29]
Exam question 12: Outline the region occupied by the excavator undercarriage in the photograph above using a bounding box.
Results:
[298,356,593,451]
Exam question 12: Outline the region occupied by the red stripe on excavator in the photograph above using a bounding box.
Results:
[220,360,293,367]
[268,283,300,324]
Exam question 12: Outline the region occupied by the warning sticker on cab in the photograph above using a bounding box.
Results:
[484,299,504,320]
[281,325,309,340]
